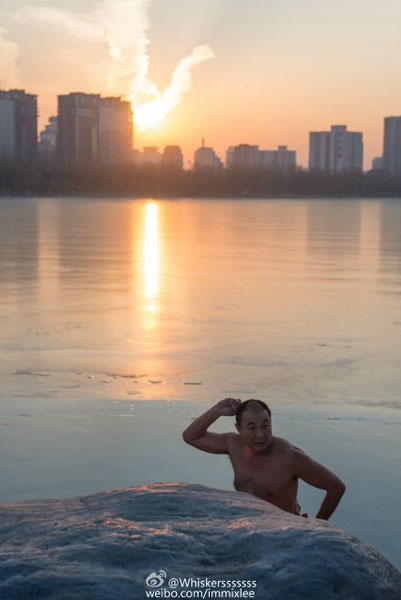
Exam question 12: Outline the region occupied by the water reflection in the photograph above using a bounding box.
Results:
[306,200,361,278]
[38,199,60,304]
[142,202,160,312]
[379,200,401,275]
[1,196,401,392]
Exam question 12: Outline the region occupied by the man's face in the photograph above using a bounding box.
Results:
[235,406,272,452]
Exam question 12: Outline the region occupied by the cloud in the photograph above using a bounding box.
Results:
[20,0,157,97]
[21,6,103,42]
[19,0,215,129]
[134,45,215,130]
[163,45,216,110]
[0,26,20,88]
[94,0,153,94]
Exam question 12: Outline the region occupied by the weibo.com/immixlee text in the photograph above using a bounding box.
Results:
[145,571,258,598]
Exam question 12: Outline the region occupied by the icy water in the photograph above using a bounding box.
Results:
[0,196,400,569]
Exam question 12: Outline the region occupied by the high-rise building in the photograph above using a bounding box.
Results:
[227,144,296,171]
[309,131,329,171]
[309,125,363,172]
[162,145,183,170]
[259,150,276,169]
[0,96,15,160]
[57,93,133,166]
[383,116,401,176]
[371,156,383,171]
[225,146,235,169]
[139,146,161,164]
[0,89,37,162]
[260,146,296,171]
[57,93,100,166]
[277,145,296,171]
[99,97,133,164]
[194,140,222,170]
[226,144,260,169]
[38,116,57,162]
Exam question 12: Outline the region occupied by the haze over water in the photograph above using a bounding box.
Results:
[1,196,400,568]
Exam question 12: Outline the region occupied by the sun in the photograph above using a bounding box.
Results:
[133,98,168,131]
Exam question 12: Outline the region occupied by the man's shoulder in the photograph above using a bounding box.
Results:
[273,437,307,460]
[273,436,294,449]
[273,435,303,452]
[226,432,241,443]
[225,432,241,449]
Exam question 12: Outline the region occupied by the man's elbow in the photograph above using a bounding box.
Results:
[329,479,346,497]
[182,430,194,445]
[338,481,346,496]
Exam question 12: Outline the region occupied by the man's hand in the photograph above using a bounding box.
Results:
[182,398,241,454]
[215,398,242,417]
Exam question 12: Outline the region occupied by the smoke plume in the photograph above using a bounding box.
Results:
[21,0,215,130]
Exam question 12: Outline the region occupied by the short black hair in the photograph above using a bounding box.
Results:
[235,399,271,426]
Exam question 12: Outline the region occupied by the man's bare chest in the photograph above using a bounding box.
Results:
[228,443,296,499]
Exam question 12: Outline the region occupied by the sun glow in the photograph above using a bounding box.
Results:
[20,3,215,135]
[133,98,167,131]
[143,202,160,311]
[131,45,215,132]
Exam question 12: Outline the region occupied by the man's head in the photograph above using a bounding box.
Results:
[235,399,272,453]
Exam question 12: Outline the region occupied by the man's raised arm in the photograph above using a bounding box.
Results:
[182,398,241,454]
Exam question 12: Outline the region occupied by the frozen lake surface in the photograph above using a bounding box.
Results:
[0,196,400,570]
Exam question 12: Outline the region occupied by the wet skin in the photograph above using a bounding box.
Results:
[182,398,346,519]
[227,433,300,513]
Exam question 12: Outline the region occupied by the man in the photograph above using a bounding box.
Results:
[182,398,346,520]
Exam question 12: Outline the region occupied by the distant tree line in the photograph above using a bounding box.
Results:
[1,161,401,197]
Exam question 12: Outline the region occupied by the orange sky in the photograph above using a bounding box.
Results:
[1,0,401,168]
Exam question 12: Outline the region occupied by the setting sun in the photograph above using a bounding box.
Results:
[133,99,167,131]
[129,44,215,132]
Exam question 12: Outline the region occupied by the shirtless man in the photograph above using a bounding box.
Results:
[182,398,346,520]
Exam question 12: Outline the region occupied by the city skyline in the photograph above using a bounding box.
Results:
[4,87,401,175]
[1,1,401,168]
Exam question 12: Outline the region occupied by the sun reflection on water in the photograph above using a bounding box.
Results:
[143,202,160,313]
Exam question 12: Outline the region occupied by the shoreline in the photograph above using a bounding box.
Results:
[2,191,401,200]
